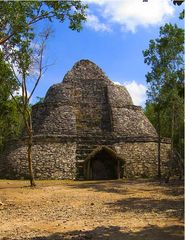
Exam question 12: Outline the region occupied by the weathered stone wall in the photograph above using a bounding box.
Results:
[0,139,76,179]
[114,141,171,177]
[31,59,157,138]
[63,59,110,83]
[73,80,112,133]
[107,84,133,107]
[33,61,113,135]
[111,106,157,137]
[32,103,76,135]
[44,83,72,103]
[0,59,172,180]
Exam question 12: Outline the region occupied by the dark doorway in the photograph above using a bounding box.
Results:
[84,147,119,180]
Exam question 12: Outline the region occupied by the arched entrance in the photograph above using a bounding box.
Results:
[84,146,124,180]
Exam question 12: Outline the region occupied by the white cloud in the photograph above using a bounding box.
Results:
[113,81,121,85]
[85,0,174,32]
[125,80,147,106]
[86,12,111,32]
[13,87,22,97]
[13,87,30,97]
[13,87,33,103]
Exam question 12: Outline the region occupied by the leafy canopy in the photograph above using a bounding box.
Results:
[143,23,184,158]
[0,1,87,154]
[0,1,87,45]
[143,23,184,105]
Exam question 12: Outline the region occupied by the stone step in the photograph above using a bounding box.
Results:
[76,142,114,163]
[76,147,97,152]
[76,149,94,154]
[76,161,84,166]
[76,155,90,160]
[76,145,113,154]
[77,139,114,145]
[76,144,98,149]
[77,143,113,147]
[75,161,86,180]
[77,145,113,149]
[76,160,85,163]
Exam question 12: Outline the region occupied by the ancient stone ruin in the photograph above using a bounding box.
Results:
[0,60,171,180]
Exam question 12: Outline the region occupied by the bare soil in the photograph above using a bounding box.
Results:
[0,179,184,240]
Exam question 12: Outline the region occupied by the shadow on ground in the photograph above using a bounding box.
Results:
[106,197,184,220]
[67,179,183,195]
[31,225,184,240]
[67,179,150,194]
[67,180,184,220]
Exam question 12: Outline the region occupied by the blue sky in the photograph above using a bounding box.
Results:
[28,0,184,107]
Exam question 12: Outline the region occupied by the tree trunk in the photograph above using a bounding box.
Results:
[171,102,175,163]
[167,101,175,181]
[157,110,161,178]
[27,110,36,187]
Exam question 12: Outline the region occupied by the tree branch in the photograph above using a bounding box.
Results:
[0,33,14,45]
[28,28,51,102]
[0,11,54,45]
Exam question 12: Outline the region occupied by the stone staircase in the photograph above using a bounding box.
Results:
[75,141,97,179]
[75,134,114,179]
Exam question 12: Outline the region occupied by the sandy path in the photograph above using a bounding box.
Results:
[0,179,184,240]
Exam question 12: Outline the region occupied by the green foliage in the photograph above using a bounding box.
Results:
[143,23,184,103]
[145,102,184,146]
[0,1,87,148]
[0,97,24,151]
[0,53,23,151]
[0,1,87,45]
[0,1,87,185]
[0,1,87,74]
[0,51,18,98]
[143,23,184,168]
[179,9,184,19]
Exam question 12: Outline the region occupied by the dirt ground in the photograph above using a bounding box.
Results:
[0,179,184,240]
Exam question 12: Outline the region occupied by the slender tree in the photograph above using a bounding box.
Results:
[0,1,87,186]
[143,38,164,177]
[143,23,184,178]
[7,29,51,186]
